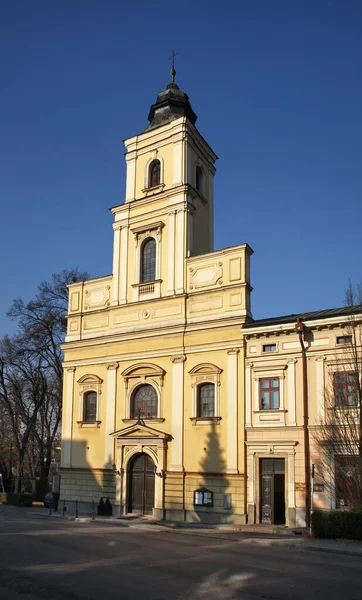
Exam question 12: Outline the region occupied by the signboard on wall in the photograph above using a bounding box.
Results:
[194,488,213,507]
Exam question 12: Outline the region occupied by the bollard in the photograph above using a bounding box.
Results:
[75,499,78,519]
[49,504,52,516]
[92,498,95,520]
[62,499,66,516]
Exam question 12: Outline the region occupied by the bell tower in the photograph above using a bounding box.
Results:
[110,68,218,305]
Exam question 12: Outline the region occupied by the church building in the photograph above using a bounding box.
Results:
[60,70,253,524]
[60,68,362,527]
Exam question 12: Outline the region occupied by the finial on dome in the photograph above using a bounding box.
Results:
[168,49,178,83]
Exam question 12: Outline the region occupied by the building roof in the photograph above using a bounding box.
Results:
[244,305,362,329]
[145,82,198,132]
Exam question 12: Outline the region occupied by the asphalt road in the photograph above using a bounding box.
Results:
[0,506,361,600]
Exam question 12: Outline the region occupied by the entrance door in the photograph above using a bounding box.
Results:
[129,453,155,514]
[260,458,285,525]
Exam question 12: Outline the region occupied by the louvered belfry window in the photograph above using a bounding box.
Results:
[149,160,161,187]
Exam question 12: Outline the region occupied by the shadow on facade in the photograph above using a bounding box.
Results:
[192,422,234,525]
[59,440,116,517]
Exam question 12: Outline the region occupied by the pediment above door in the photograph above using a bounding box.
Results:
[111,421,172,441]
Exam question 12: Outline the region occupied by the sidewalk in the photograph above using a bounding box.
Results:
[46,509,362,556]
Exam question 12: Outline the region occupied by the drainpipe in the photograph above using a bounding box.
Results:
[295,318,311,529]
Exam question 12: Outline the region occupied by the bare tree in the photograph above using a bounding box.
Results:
[313,283,362,509]
[0,268,88,495]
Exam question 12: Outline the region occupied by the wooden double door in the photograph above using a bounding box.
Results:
[128,453,155,514]
[260,458,285,525]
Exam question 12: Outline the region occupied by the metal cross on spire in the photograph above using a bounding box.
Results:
[168,49,178,83]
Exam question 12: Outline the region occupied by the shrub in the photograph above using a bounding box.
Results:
[0,493,33,507]
[312,510,362,540]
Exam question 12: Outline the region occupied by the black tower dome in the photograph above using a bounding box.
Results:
[145,82,198,132]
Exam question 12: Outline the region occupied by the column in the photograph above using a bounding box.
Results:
[170,355,185,471]
[62,367,75,468]
[104,363,118,468]
[227,349,239,473]
[111,225,121,305]
[287,359,297,426]
[119,226,128,304]
[175,209,185,294]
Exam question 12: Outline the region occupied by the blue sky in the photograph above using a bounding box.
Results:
[1,1,362,334]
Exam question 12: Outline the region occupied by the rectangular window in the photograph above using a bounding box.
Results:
[263,344,277,353]
[336,336,352,345]
[260,378,280,410]
[335,455,359,509]
[197,383,215,417]
[334,372,358,407]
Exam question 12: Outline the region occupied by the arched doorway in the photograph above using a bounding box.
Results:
[128,453,155,514]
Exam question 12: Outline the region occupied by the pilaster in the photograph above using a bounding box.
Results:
[287,359,297,426]
[62,367,76,468]
[104,363,118,468]
[226,348,239,473]
[170,354,186,471]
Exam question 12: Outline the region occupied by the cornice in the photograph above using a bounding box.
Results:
[243,314,362,338]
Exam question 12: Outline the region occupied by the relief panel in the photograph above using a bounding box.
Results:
[83,316,109,330]
[189,263,223,290]
[229,257,241,281]
[84,286,111,310]
[189,296,223,313]
[70,292,80,312]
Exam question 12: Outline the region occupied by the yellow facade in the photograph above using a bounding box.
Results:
[60,77,361,526]
[60,79,252,523]
[243,310,362,527]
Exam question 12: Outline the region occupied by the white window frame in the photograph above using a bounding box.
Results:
[77,374,103,428]
[144,155,165,191]
[252,365,287,427]
[121,363,165,423]
[131,221,164,301]
[189,363,222,425]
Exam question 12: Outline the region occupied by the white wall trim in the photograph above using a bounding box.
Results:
[287,359,297,426]
[170,355,185,471]
[104,363,118,468]
[227,349,239,473]
[62,367,75,467]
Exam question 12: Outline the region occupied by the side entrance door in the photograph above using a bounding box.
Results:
[260,458,285,525]
[129,453,155,514]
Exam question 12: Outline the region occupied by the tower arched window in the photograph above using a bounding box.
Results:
[141,237,156,283]
[149,159,161,188]
[195,166,204,194]
[131,384,158,419]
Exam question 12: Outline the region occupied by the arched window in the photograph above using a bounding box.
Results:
[195,166,204,193]
[197,383,215,418]
[131,384,158,419]
[141,237,156,282]
[149,160,161,188]
[83,391,97,422]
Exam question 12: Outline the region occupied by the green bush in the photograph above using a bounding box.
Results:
[0,493,33,507]
[312,510,362,540]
